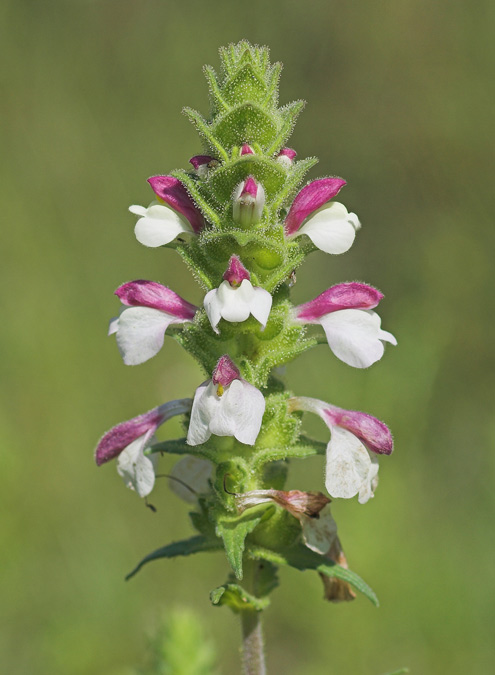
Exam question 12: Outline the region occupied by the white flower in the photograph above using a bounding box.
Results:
[293,282,397,368]
[203,255,272,333]
[289,396,393,504]
[187,356,265,446]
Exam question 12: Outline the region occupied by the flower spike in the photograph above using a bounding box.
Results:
[187,356,265,446]
[294,282,396,368]
[203,256,272,333]
[109,280,197,365]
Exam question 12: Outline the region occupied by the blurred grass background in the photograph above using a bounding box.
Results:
[1,0,494,673]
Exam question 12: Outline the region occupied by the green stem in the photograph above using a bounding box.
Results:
[240,561,267,675]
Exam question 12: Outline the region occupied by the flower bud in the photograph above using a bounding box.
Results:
[189,155,218,178]
[276,147,297,168]
[232,176,265,228]
[240,143,254,156]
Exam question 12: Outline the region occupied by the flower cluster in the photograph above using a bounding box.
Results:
[95,42,396,611]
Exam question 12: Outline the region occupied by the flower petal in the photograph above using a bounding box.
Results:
[114,306,178,365]
[220,379,265,445]
[203,289,223,333]
[295,202,357,254]
[147,176,204,233]
[285,178,347,235]
[95,407,164,466]
[217,281,252,322]
[187,381,224,445]
[302,508,338,555]
[319,309,396,368]
[324,407,393,455]
[134,204,193,247]
[115,280,197,319]
[249,288,272,328]
[116,430,158,498]
[295,283,383,322]
[325,427,375,501]
[168,456,213,504]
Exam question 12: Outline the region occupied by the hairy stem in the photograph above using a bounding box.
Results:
[241,609,266,675]
[240,561,267,675]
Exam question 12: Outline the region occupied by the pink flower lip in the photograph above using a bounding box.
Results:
[278,147,297,160]
[241,144,254,155]
[95,408,163,466]
[212,355,240,387]
[147,175,204,234]
[223,255,251,286]
[189,155,216,170]
[295,283,384,321]
[324,407,393,455]
[115,280,197,320]
[284,177,347,236]
[241,176,259,198]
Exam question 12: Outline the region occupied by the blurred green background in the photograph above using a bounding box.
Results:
[1,0,494,673]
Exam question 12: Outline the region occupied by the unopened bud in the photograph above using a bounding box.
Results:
[240,143,254,156]
[276,147,297,168]
[232,176,265,228]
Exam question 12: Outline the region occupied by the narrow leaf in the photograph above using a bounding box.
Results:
[126,536,222,581]
[216,506,274,580]
[183,108,229,161]
[247,544,379,606]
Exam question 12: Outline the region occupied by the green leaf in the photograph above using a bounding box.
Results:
[212,103,278,149]
[247,544,379,606]
[125,536,222,581]
[210,583,270,613]
[216,505,274,580]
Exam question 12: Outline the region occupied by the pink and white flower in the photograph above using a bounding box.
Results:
[232,176,265,228]
[189,155,218,178]
[130,175,204,247]
[95,399,192,497]
[275,147,297,168]
[203,256,272,333]
[293,282,397,368]
[284,178,360,254]
[187,355,265,446]
[289,396,393,504]
[109,280,197,365]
